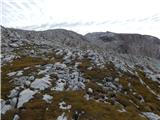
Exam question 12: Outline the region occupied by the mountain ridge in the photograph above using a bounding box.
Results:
[1,25,160,59]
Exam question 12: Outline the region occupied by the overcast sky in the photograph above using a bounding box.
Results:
[1,0,160,37]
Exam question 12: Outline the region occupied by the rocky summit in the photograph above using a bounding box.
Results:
[1,26,160,120]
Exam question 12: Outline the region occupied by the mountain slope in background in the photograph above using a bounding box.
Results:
[1,26,160,120]
[85,31,160,59]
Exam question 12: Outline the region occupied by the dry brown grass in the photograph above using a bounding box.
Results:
[118,72,160,116]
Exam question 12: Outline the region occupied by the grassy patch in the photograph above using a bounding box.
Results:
[2,56,48,74]
[1,109,17,120]
[118,73,160,115]
[51,91,147,120]
[2,90,148,120]
[1,75,14,99]
[19,98,47,120]
[78,60,119,82]
[138,70,160,96]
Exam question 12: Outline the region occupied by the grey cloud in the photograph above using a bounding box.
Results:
[20,21,119,31]
[8,2,22,10]
[21,2,31,9]
[138,13,160,22]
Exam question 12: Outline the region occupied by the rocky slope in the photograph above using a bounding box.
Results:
[85,31,160,59]
[1,26,160,120]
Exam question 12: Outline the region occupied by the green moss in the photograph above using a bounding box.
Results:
[78,61,119,83]
[1,76,14,99]
[2,56,47,74]
[48,91,147,120]
[2,90,148,120]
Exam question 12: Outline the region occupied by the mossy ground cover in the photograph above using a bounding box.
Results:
[2,91,147,120]
[78,59,119,82]
[1,51,61,99]
[77,59,160,118]
[1,54,159,120]
[1,56,49,99]
[118,72,160,116]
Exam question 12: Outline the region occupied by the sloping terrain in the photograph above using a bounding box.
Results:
[1,26,160,120]
[85,31,160,59]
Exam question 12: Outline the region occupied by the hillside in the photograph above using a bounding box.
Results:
[1,26,160,120]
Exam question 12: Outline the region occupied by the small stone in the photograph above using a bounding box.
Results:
[84,94,90,101]
[25,81,31,86]
[24,67,30,70]
[9,43,19,48]
[43,94,53,103]
[7,72,17,77]
[88,88,93,93]
[30,50,35,54]
[8,89,19,98]
[59,101,71,110]
[11,39,18,42]
[115,78,119,82]
[50,57,55,61]
[16,70,23,76]
[29,76,35,81]
[13,114,20,120]
[87,67,93,70]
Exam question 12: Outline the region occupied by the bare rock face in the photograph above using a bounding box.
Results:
[2,25,160,60]
[85,31,160,59]
[1,26,90,50]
